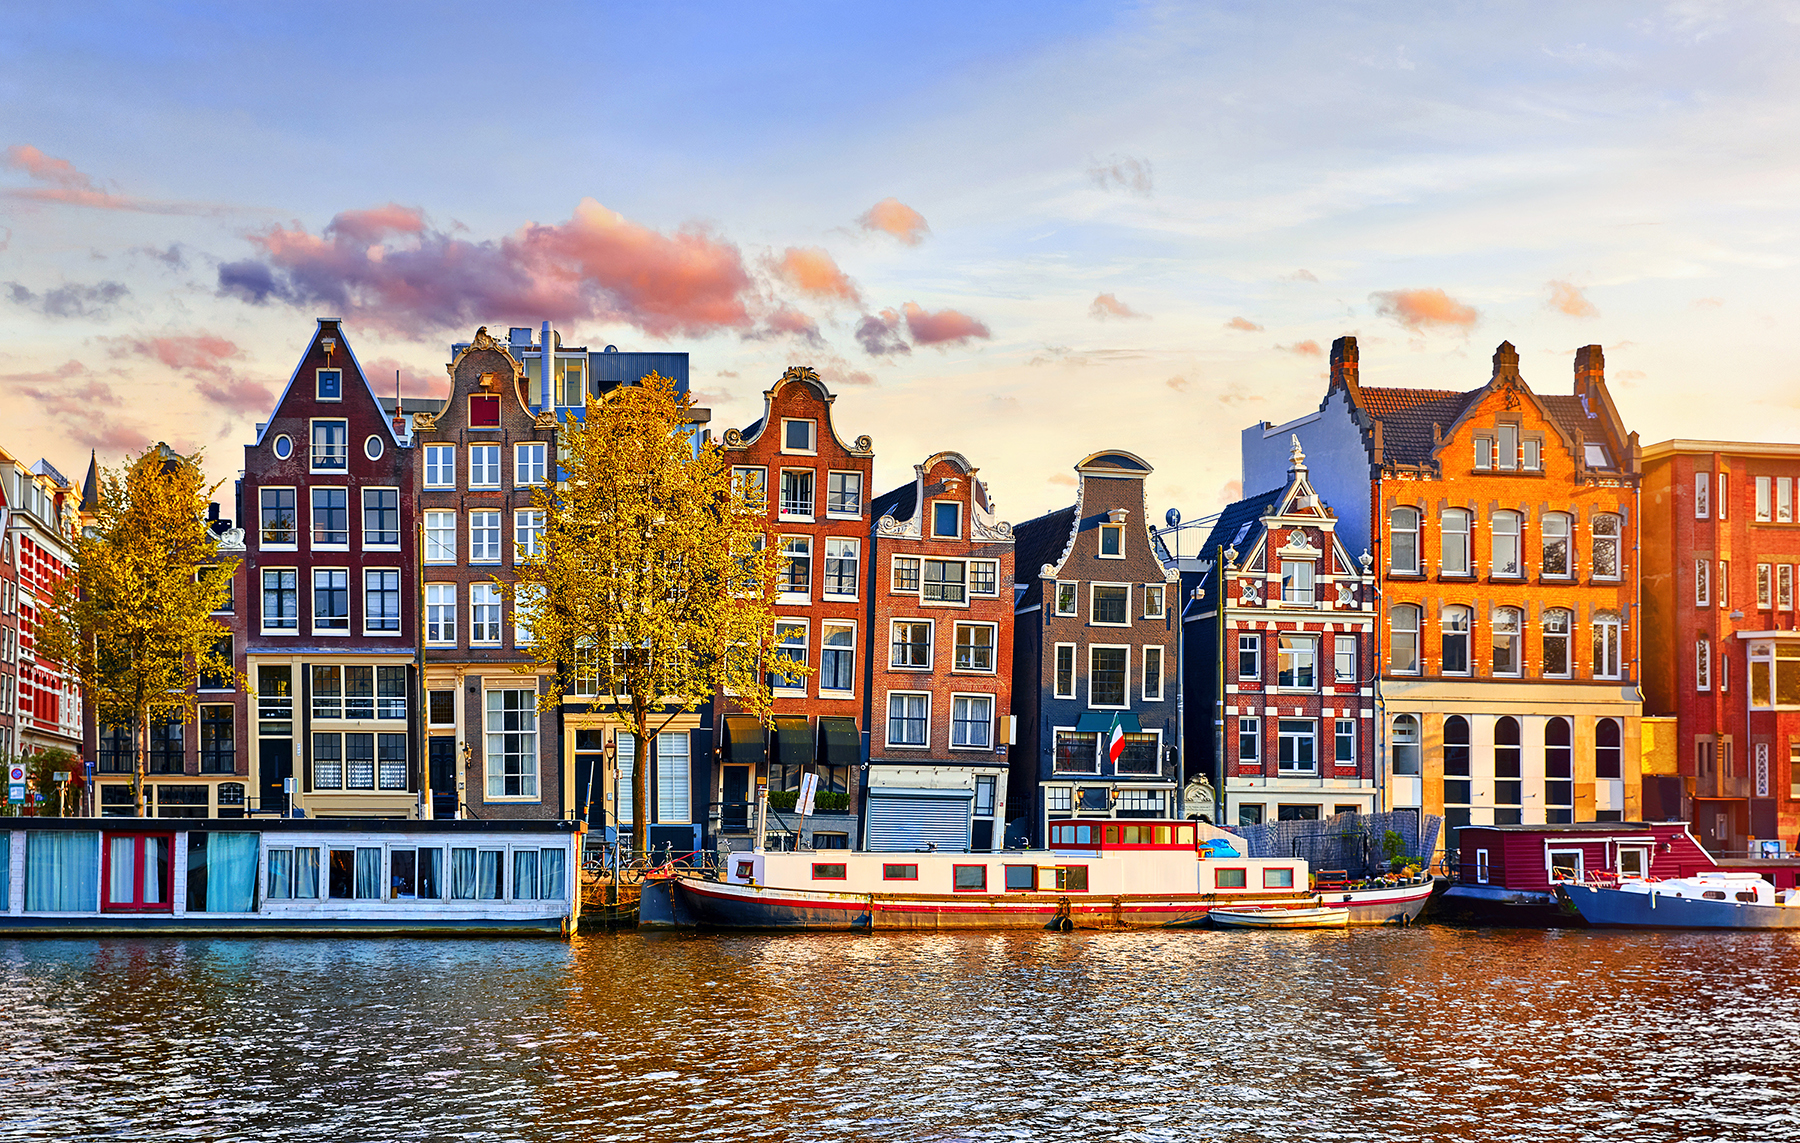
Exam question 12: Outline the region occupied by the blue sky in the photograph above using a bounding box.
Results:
[4,2,1799,521]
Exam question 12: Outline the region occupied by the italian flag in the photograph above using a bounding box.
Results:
[1107,714,1126,765]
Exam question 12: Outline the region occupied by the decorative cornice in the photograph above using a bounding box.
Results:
[876,513,920,539]
[723,427,745,447]
[971,518,1013,543]
[411,410,438,433]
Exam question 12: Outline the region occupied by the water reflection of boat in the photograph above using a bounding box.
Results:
[1209,905,1349,930]
[667,818,1433,931]
[1558,872,1800,930]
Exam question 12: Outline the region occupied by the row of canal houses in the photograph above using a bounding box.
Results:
[72,317,1800,864]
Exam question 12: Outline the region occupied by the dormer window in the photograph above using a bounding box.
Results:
[1098,524,1124,558]
[782,419,817,454]
[317,369,342,402]
[310,420,348,471]
[1584,442,1611,468]
[556,357,586,408]
[932,501,961,538]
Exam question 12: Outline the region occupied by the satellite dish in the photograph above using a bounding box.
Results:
[1165,508,1182,528]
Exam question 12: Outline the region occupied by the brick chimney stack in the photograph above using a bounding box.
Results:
[1330,336,1360,396]
[1491,341,1521,382]
[1574,343,1604,403]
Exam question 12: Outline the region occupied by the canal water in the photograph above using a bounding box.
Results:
[2,927,1797,1142]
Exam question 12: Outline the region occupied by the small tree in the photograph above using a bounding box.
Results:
[37,445,239,816]
[513,372,790,858]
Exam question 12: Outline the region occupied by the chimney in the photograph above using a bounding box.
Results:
[541,320,553,412]
[1574,343,1604,403]
[1491,341,1520,382]
[1330,336,1360,395]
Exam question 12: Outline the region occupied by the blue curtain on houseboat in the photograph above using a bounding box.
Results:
[26,831,99,912]
[451,847,476,900]
[539,849,565,900]
[513,850,539,901]
[204,833,259,913]
[354,847,381,900]
[266,848,293,900]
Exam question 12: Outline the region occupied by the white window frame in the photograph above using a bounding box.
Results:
[1782,477,1795,524]
[469,511,502,565]
[969,559,1002,598]
[1389,507,1420,574]
[1474,437,1493,470]
[484,688,539,801]
[261,567,298,634]
[772,620,808,694]
[1276,719,1319,775]
[1142,644,1165,701]
[309,418,349,473]
[1390,605,1421,674]
[1143,583,1166,619]
[1089,582,1132,627]
[468,445,502,490]
[732,465,767,510]
[1053,581,1078,618]
[891,555,920,595]
[1695,558,1710,608]
[316,367,343,402]
[822,537,860,600]
[310,486,350,550]
[1238,633,1261,681]
[1497,422,1519,470]
[513,584,541,647]
[889,618,933,670]
[818,620,856,695]
[1441,508,1471,576]
[515,442,547,487]
[361,486,400,550]
[885,690,930,749]
[952,621,998,674]
[1097,523,1125,559]
[1334,634,1357,683]
[949,692,994,750]
[1593,612,1623,679]
[1782,565,1796,611]
[362,568,401,636]
[259,486,298,550]
[780,418,818,455]
[778,534,812,600]
[424,511,456,565]
[1591,514,1622,582]
[825,470,863,519]
[1237,716,1260,765]
[1276,633,1319,691]
[1547,848,1585,884]
[1695,471,1711,518]
[1491,510,1522,578]
[1718,473,1729,521]
[311,567,350,635]
[425,583,457,646]
[424,444,455,489]
[1541,512,1572,579]
[930,500,962,539]
[1756,475,1773,521]
[1697,637,1711,691]
[1759,563,1773,609]
[1542,608,1573,678]
[1086,644,1130,710]
[514,509,544,559]
[1718,560,1729,610]
[1491,606,1523,677]
[1053,642,1077,699]
[778,467,815,521]
[471,582,503,647]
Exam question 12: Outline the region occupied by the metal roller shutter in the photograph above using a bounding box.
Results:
[864,788,973,852]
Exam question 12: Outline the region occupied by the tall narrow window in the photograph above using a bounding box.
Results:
[514,509,544,559]
[1334,634,1357,683]
[424,511,456,563]
[1591,515,1621,580]
[1496,423,1519,470]
[515,442,547,487]
[1782,565,1796,611]
[1718,561,1729,610]
[1054,644,1076,698]
[1541,512,1571,578]
[1443,715,1471,777]
[364,570,400,632]
[1593,611,1622,679]
[1695,558,1710,607]
[1238,634,1261,680]
[1390,605,1420,674]
[827,471,863,517]
[1491,606,1522,676]
[424,445,454,488]
[1238,718,1260,766]
[1494,716,1522,825]
[772,622,807,691]
[1759,564,1773,609]
[362,488,399,548]
[262,569,297,631]
[1277,634,1317,690]
[260,488,297,546]
[1719,473,1729,520]
[1696,637,1711,691]
[1695,472,1711,518]
[1756,475,1773,521]
[311,487,348,547]
[1781,477,1795,523]
[819,623,855,692]
[469,512,502,564]
[1142,644,1164,700]
[1089,647,1128,706]
[469,445,501,489]
[1441,509,1470,576]
[485,690,538,799]
[1441,605,1471,675]
[823,538,859,598]
[1389,507,1419,574]
[1281,560,1315,604]
[313,570,349,631]
[1491,510,1521,578]
[1595,718,1623,779]
[1390,714,1420,775]
[1542,608,1572,677]
[471,583,502,645]
[779,536,812,595]
[425,584,456,645]
[1545,717,1574,825]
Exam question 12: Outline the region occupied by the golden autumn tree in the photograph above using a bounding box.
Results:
[37,444,239,816]
[513,371,792,857]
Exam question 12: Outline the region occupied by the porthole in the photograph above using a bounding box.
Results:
[365,435,385,460]
[272,434,293,460]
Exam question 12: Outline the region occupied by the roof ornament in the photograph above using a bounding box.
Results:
[1359,549,1374,572]
[1223,545,1239,568]
[1288,434,1307,472]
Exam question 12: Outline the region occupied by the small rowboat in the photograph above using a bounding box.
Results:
[1208,905,1349,930]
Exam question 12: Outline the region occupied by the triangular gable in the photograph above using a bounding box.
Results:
[253,320,401,449]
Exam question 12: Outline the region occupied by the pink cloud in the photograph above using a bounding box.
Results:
[1279,340,1323,356]
[752,305,824,346]
[1089,293,1147,321]
[1370,288,1478,331]
[1694,296,1723,308]
[105,332,275,416]
[0,360,149,456]
[223,198,756,340]
[1224,316,1263,332]
[858,198,930,246]
[2,145,198,214]
[855,309,909,357]
[770,246,861,305]
[1166,376,1189,392]
[902,302,991,347]
[1547,280,1597,318]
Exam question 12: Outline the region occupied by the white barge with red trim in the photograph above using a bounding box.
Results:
[669,819,1433,931]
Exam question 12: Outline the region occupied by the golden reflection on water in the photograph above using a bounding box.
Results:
[3,928,1799,1142]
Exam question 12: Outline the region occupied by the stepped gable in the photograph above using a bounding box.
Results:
[1010,505,1077,609]
[1356,386,1483,465]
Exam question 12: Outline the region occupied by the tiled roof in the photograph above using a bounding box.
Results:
[870,478,917,525]
[1358,386,1484,465]
[1539,394,1599,448]
[1011,505,1077,608]
[1193,487,1284,596]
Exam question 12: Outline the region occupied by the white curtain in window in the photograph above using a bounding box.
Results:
[295,848,320,898]
[540,849,566,900]
[108,835,135,905]
[657,732,691,824]
[355,847,382,900]
[513,850,540,901]
[477,850,502,900]
[451,847,477,900]
[26,831,99,912]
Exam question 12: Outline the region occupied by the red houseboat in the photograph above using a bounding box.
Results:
[1442,822,1715,925]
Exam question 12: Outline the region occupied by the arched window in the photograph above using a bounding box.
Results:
[1542,608,1573,677]
[1592,514,1622,580]
[1492,606,1523,676]
[1391,714,1421,775]
[1443,715,1470,776]
[1596,717,1622,779]
[1542,512,1571,578]
[1494,716,1522,825]
[1390,604,1421,674]
[1491,510,1522,578]
[1545,717,1573,824]
[1390,507,1420,574]
[1441,605,1471,675]
[1441,508,1471,576]
[1593,610,1622,679]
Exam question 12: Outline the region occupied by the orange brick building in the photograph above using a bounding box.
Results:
[1246,339,1644,859]
[1642,439,1800,854]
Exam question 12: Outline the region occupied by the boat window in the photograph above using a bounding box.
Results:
[1155,826,1172,845]
[539,850,566,900]
[882,863,918,880]
[1104,825,1120,845]
[513,850,542,900]
[1005,865,1037,892]
[24,832,100,912]
[1547,849,1584,883]
[328,848,383,900]
[1054,866,1088,893]
[102,833,174,913]
[1265,868,1295,889]
[1703,891,1727,900]
[1216,868,1248,889]
[1176,825,1195,845]
[953,865,987,892]
[812,863,848,881]
[391,849,418,900]
[418,848,443,899]
[1122,826,1143,844]
[186,833,259,913]
[735,860,755,880]
[1475,849,1489,884]
[1736,890,1759,903]
[1616,849,1647,878]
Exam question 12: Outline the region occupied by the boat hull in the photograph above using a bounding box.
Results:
[1559,883,1800,930]
[1210,907,1349,930]
[1439,883,1580,927]
[0,913,571,936]
[1320,879,1435,926]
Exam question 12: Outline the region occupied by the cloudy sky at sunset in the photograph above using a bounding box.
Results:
[4,2,1799,525]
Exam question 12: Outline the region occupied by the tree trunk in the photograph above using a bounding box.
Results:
[631,705,651,862]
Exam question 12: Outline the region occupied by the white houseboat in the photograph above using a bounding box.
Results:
[0,818,583,935]
[669,818,1433,931]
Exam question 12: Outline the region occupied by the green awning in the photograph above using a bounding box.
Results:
[1075,712,1142,734]
[773,717,812,767]
[721,715,767,765]
[818,717,861,765]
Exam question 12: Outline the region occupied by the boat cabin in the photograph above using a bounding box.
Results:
[1456,822,1714,895]
[0,817,583,935]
